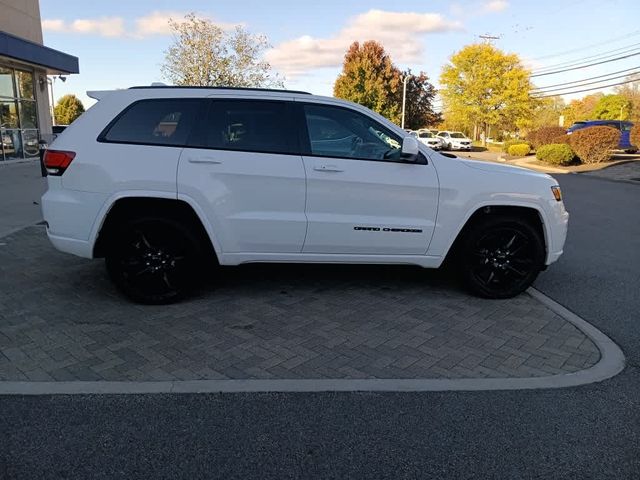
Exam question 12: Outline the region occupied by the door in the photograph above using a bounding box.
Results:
[178,98,307,253]
[298,102,439,255]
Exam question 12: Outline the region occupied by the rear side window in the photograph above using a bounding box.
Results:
[192,100,293,154]
[101,99,201,146]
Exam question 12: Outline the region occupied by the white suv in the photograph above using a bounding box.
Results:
[437,131,472,151]
[42,86,568,304]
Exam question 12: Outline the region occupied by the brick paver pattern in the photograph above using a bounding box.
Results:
[0,227,600,382]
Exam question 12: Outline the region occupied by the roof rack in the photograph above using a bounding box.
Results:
[129,85,311,95]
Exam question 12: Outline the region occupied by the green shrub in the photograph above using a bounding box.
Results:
[507,143,531,156]
[529,126,567,148]
[568,126,620,163]
[536,144,576,166]
[502,139,530,153]
[630,125,640,150]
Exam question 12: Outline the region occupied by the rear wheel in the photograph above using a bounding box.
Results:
[105,217,204,304]
[457,216,545,299]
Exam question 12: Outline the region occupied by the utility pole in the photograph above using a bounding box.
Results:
[401,74,409,129]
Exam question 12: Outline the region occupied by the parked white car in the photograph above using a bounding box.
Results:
[42,86,568,304]
[437,131,473,151]
[417,130,444,150]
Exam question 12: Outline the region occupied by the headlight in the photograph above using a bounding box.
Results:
[551,185,562,201]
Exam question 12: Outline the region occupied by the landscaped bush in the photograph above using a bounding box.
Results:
[568,126,620,164]
[502,139,531,153]
[528,126,567,149]
[551,134,571,145]
[630,124,640,150]
[536,144,576,166]
[507,143,531,156]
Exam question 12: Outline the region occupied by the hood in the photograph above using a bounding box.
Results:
[458,157,554,181]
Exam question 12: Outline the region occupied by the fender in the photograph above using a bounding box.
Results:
[432,199,553,264]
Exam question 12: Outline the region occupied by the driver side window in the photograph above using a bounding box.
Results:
[303,104,403,162]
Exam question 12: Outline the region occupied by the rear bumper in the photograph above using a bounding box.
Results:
[41,186,107,259]
[47,231,93,258]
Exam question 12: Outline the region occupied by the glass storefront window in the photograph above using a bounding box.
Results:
[22,129,40,157]
[0,67,15,98]
[0,66,39,161]
[19,100,37,128]
[15,71,34,100]
[1,101,19,128]
[2,129,23,160]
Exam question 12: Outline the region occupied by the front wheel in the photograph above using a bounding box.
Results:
[105,217,204,304]
[457,216,545,299]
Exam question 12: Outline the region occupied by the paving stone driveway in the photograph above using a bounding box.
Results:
[0,226,600,382]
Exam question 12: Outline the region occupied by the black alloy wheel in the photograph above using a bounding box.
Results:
[459,216,545,299]
[105,217,203,304]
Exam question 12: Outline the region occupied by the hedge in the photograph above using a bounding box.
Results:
[528,126,567,149]
[568,126,620,164]
[536,144,576,166]
[502,139,530,153]
[630,124,640,150]
[507,143,531,157]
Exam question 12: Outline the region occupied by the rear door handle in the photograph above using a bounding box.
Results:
[313,164,344,172]
[188,157,222,164]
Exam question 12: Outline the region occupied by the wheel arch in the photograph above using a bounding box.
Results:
[443,204,548,265]
[92,196,219,263]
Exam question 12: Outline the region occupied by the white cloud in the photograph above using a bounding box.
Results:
[266,9,463,77]
[134,11,239,37]
[483,0,509,12]
[43,17,125,37]
[42,11,237,39]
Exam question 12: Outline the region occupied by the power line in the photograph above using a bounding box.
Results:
[530,29,640,61]
[531,50,640,77]
[532,43,640,74]
[532,77,640,98]
[536,42,640,72]
[531,70,640,94]
[531,66,640,91]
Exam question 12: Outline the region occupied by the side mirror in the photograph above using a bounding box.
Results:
[401,136,419,162]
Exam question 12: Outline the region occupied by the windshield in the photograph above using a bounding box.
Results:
[450,132,466,138]
[419,132,434,138]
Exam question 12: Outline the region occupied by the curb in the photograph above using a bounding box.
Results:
[0,288,625,395]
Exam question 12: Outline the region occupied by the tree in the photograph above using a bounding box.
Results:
[54,94,85,125]
[161,13,282,88]
[439,43,534,144]
[401,70,442,129]
[334,41,402,123]
[593,94,633,121]
[530,95,565,129]
[562,93,603,126]
[614,73,640,122]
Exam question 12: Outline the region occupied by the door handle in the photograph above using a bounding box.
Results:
[313,164,343,172]
[187,157,222,164]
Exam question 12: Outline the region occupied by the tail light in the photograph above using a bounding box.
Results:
[44,150,76,176]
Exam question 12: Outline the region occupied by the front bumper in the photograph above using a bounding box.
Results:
[545,201,569,265]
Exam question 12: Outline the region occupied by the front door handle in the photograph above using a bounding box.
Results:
[188,157,222,164]
[313,164,344,172]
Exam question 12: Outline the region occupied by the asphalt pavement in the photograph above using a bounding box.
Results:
[1,169,639,479]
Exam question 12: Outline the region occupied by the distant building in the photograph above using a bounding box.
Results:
[1,0,78,162]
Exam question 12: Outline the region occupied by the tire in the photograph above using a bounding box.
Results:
[105,217,205,304]
[456,215,545,299]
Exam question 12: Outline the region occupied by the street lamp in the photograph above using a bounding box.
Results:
[47,75,66,126]
[401,74,410,129]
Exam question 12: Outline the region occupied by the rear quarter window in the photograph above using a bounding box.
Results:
[100,99,201,146]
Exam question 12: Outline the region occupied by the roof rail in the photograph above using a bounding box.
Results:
[128,85,312,95]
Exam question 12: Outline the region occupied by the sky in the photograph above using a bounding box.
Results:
[39,0,640,109]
